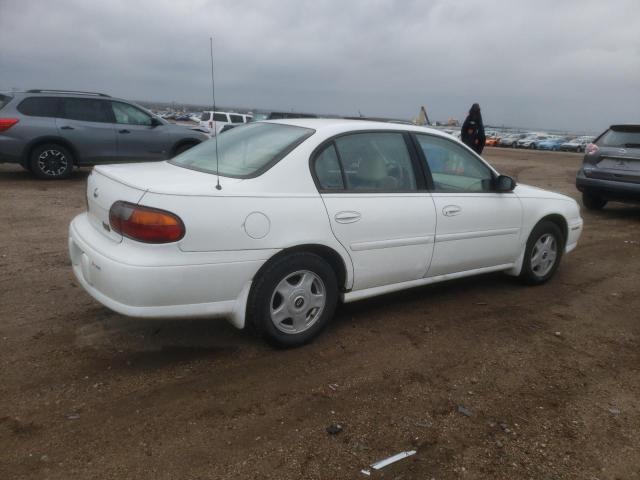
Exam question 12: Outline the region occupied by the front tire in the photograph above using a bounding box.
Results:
[29,143,74,179]
[582,191,607,210]
[519,221,564,285]
[247,253,338,348]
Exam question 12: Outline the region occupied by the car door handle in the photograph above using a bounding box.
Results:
[118,129,130,134]
[442,205,462,217]
[60,125,74,130]
[335,211,361,223]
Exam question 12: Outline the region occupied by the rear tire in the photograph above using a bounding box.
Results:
[582,191,607,210]
[519,220,564,285]
[29,143,74,180]
[247,252,338,348]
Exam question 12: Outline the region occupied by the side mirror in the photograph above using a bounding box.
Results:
[150,117,162,127]
[495,174,516,192]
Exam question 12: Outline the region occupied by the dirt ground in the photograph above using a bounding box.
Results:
[1,148,639,480]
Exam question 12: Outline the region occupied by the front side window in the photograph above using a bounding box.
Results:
[170,122,314,178]
[213,113,228,122]
[60,98,111,123]
[111,102,152,126]
[17,97,60,117]
[229,114,244,124]
[333,132,417,191]
[200,112,211,121]
[314,144,344,190]
[415,134,493,192]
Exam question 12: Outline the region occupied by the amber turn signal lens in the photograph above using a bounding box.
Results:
[109,201,185,243]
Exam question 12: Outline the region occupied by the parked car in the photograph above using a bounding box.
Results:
[518,135,548,149]
[485,136,500,147]
[536,137,568,151]
[69,119,583,347]
[199,111,250,135]
[576,125,640,209]
[559,136,592,152]
[499,133,527,148]
[0,90,208,179]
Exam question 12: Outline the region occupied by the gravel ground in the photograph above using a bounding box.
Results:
[1,148,639,479]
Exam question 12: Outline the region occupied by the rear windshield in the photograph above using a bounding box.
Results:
[170,122,314,178]
[0,94,12,110]
[598,127,640,148]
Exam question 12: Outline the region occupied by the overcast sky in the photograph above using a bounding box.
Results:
[1,0,638,132]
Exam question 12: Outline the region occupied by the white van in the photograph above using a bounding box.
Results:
[199,111,252,135]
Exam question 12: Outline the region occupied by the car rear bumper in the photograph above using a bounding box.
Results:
[576,168,640,201]
[0,136,25,165]
[69,213,271,328]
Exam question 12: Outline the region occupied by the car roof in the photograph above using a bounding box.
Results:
[264,118,453,138]
[8,90,131,103]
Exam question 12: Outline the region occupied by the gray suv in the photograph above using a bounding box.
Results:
[576,125,640,209]
[0,90,209,179]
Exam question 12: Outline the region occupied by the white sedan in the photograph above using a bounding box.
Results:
[69,119,583,347]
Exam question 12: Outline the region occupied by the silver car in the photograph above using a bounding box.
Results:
[0,90,209,179]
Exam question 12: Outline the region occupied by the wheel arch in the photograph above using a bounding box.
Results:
[253,244,350,293]
[538,213,568,246]
[236,243,350,331]
[23,136,79,167]
[505,212,569,277]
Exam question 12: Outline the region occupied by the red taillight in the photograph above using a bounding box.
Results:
[0,118,19,132]
[585,143,599,155]
[109,201,185,243]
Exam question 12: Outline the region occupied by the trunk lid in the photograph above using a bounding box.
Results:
[86,161,244,242]
[87,168,147,243]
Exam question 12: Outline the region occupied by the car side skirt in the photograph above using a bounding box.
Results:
[342,263,515,303]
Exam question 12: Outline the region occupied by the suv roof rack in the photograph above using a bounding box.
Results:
[26,89,111,98]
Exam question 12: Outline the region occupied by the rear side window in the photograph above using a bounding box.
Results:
[598,127,640,148]
[0,94,13,111]
[60,98,112,123]
[333,132,417,191]
[314,144,344,190]
[213,113,228,122]
[17,97,60,117]
[229,114,244,124]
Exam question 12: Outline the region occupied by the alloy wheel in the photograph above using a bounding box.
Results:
[38,149,68,177]
[530,233,557,277]
[270,270,326,334]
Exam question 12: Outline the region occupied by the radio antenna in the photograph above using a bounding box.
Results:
[210,36,222,190]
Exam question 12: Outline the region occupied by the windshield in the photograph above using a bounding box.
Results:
[170,122,314,178]
[598,128,640,148]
